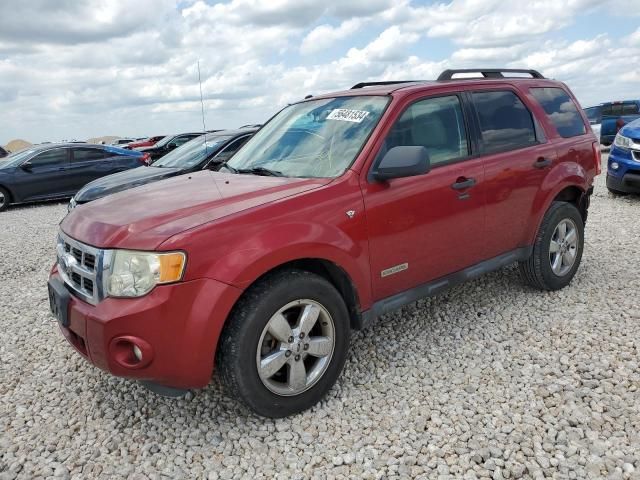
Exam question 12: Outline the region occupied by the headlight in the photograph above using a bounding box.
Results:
[106,250,186,297]
[614,133,633,150]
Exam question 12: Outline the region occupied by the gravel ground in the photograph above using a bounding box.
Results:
[1,155,639,480]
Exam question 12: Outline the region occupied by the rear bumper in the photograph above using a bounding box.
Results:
[50,269,242,389]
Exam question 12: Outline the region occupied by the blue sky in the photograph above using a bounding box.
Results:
[0,0,639,143]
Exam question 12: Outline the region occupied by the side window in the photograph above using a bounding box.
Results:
[472,90,537,153]
[382,95,469,166]
[530,87,586,138]
[72,148,108,162]
[623,103,639,115]
[174,135,196,147]
[30,149,68,167]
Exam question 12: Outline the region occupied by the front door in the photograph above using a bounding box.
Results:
[13,148,72,201]
[362,94,486,301]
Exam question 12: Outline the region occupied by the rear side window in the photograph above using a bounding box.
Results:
[73,148,107,162]
[530,87,586,138]
[602,104,623,116]
[623,103,639,115]
[472,91,537,153]
[382,95,469,166]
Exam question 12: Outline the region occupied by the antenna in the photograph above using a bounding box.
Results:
[197,60,210,158]
[197,60,207,132]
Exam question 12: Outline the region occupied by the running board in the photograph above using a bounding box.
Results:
[359,246,532,329]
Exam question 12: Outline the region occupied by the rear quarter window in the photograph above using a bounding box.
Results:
[530,87,586,138]
[623,103,639,115]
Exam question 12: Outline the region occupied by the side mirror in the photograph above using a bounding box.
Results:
[372,146,430,181]
[20,160,33,171]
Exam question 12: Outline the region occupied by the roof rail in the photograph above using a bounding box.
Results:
[351,80,423,89]
[437,69,544,81]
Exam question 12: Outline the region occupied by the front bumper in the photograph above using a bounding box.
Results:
[49,267,242,389]
[607,173,640,193]
[608,145,640,193]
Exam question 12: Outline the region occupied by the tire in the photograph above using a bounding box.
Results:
[519,201,584,291]
[217,269,351,418]
[0,186,10,212]
[607,187,628,196]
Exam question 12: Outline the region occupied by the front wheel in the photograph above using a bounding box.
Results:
[0,187,10,212]
[217,269,350,418]
[519,201,584,291]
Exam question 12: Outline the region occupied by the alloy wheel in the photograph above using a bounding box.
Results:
[549,218,579,276]
[256,299,335,396]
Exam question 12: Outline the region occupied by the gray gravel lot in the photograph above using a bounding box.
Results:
[1,155,639,479]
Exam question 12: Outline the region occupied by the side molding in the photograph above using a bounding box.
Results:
[359,247,533,329]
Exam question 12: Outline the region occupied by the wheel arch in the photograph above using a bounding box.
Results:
[0,183,15,203]
[227,257,366,332]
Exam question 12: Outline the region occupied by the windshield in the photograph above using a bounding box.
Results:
[154,135,178,148]
[226,96,389,178]
[153,135,231,169]
[0,148,36,168]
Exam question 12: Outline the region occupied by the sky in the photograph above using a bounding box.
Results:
[1,0,639,144]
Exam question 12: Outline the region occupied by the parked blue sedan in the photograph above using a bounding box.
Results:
[607,118,640,195]
[0,143,147,211]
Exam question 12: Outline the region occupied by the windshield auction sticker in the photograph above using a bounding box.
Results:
[327,109,370,123]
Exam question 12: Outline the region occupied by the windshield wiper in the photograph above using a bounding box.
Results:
[219,162,238,173]
[236,166,284,177]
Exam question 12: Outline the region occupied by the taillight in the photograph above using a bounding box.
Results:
[140,153,151,165]
[592,141,601,175]
[616,118,625,132]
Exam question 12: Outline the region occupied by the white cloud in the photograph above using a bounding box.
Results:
[301,19,365,54]
[0,0,638,143]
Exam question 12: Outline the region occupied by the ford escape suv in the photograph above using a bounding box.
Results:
[49,68,599,417]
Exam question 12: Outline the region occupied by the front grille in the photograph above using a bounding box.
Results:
[57,232,105,305]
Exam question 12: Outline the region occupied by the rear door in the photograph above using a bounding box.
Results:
[362,93,486,300]
[68,147,114,191]
[469,88,557,259]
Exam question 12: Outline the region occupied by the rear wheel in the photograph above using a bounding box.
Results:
[0,187,10,212]
[519,201,584,291]
[217,269,350,418]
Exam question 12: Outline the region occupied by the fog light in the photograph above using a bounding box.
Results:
[133,345,143,361]
[611,162,619,170]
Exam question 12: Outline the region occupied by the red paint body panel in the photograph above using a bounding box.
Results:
[51,76,598,389]
[53,268,242,388]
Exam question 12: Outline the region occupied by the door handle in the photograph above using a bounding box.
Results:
[533,157,552,169]
[451,177,476,190]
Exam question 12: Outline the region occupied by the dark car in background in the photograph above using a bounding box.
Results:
[0,144,146,212]
[70,129,257,208]
[122,135,166,150]
[0,146,8,158]
[600,100,640,145]
[136,132,205,161]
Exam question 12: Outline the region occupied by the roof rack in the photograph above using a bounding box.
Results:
[437,68,544,81]
[351,80,423,89]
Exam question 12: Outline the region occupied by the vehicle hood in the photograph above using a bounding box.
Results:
[62,170,331,249]
[135,145,156,153]
[74,166,182,203]
[621,118,640,140]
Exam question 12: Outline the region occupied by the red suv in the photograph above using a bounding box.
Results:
[48,69,600,417]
